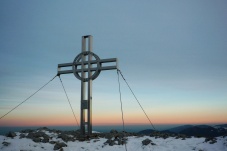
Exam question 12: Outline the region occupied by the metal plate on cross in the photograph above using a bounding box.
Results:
[82,100,88,109]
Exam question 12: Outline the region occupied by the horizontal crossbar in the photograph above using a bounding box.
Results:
[58,66,118,75]
[58,58,117,68]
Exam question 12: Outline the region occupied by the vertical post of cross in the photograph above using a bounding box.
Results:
[81,35,93,136]
[88,36,93,136]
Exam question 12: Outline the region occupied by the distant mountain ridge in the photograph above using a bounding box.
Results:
[138,124,227,137]
[163,125,193,133]
[214,124,227,128]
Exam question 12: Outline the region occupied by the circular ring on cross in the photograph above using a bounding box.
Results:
[73,51,101,82]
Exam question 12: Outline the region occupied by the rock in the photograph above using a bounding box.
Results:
[104,133,113,139]
[42,138,49,143]
[33,137,41,143]
[104,139,117,146]
[104,139,112,145]
[58,133,74,142]
[104,136,127,146]
[19,133,26,139]
[35,132,49,139]
[53,142,67,150]
[49,141,56,144]
[21,129,34,133]
[205,137,217,144]
[90,133,99,139]
[6,132,16,138]
[38,127,49,131]
[77,134,86,142]
[151,142,156,145]
[118,137,127,145]
[118,132,125,138]
[205,137,212,142]
[109,140,116,146]
[110,129,118,134]
[142,138,152,145]
[2,141,10,146]
[26,131,50,142]
[93,139,100,142]
[26,132,35,139]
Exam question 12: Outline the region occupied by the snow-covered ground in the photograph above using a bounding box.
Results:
[1,131,227,151]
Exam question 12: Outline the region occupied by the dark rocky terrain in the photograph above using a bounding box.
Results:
[5,124,226,144]
[3,125,226,150]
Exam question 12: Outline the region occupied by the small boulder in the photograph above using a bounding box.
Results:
[42,138,49,143]
[142,138,152,145]
[21,129,34,133]
[104,139,112,145]
[58,133,72,142]
[54,142,67,150]
[110,129,118,134]
[33,137,41,143]
[118,138,127,145]
[93,139,100,142]
[6,132,16,138]
[104,133,113,139]
[49,141,56,144]
[76,134,89,142]
[19,133,26,139]
[205,137,217,144]
[26,132,34,139]
[2,141,10,146]
[38,127,49,131]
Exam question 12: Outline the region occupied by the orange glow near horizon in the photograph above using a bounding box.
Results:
[1,104,227,127]
[1,112,226,127]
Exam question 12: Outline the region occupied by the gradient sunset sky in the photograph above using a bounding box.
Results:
[0,0,227,127]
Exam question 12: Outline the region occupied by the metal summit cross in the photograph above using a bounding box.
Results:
[57,35,118,136]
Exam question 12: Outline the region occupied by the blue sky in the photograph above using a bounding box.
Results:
[0,0,227,126]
